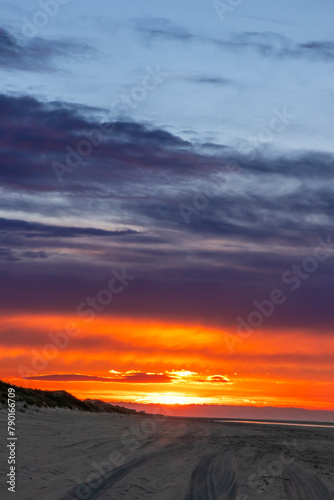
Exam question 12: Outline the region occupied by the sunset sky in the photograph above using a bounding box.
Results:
[1,0,334,415]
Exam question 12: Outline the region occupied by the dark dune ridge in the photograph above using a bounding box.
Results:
[0,380,139,414]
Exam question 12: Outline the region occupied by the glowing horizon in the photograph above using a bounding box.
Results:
[2,314,333,412]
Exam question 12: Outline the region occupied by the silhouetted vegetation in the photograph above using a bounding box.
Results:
[0,380,140,415]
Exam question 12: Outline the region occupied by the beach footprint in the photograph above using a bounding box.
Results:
[282,463,334,500]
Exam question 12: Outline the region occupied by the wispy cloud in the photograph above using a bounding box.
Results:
[23,371,231,384]
[168,72,233,86]
[0,27,94,72]
[23,373,172,383]
[1,93,334,330]
[0,218,138,239]
[135,18,334,62]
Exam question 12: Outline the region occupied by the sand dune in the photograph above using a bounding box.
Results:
[0,407,333,500]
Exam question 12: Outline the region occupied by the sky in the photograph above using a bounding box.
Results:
[0,0,334,417]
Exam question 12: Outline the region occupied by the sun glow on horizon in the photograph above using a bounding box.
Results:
[1,314,334,411]
[136,393,207,405]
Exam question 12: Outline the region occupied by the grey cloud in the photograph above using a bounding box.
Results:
[180,75,233,85]
[135,19,334,62]
[0,27,95,72]
[1,93,334,331]
[21,250,49,260]
[0,218,138,239]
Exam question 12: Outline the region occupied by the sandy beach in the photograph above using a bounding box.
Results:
[1,407,333,500]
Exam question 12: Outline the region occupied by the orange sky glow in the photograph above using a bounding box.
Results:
[1,313,333,411]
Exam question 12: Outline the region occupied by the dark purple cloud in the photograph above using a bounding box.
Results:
[0,218,137,238]
[1,93,334,332]
[24,373,172,383]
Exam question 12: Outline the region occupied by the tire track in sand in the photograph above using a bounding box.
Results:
[282,463,334,500]
[185,451,237,500]
[61,455,151,500]
[61,434,197,500]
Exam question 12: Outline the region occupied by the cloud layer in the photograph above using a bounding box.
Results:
[1,2,334,413]
[136,19,334,62]
[0,93,333,333]
[0,28,94,72]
